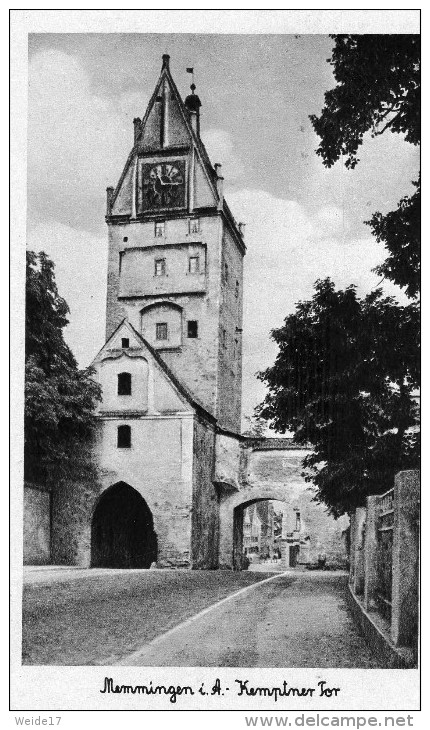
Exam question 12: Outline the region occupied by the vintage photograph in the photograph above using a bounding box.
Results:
[12,10,420,712]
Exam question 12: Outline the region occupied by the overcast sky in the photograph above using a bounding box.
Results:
[27,33,419,425]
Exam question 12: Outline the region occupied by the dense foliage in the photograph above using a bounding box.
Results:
[25,251,101,483]
[310,34,420,299]
[258,280,419,517]
[310,35,420,170]
[368,178,420,299]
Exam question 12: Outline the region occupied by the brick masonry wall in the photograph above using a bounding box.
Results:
[24,485,51,565]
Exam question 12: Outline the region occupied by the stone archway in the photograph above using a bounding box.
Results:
[91,482,157,568]
[232,497,288,570]
[220,486,291,570]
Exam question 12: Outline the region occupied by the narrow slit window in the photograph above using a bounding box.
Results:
[189,218,200,234]
[235,280,240,298]
[117,424,131,448]
[156,322,168,341]
[154,258,166,276]
[187,320,198,338]
[224,262,229,282]
[155,221,165,238]
[189,256,199,274]
[117,372,132,395]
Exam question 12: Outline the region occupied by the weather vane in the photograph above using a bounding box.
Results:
[186,66,195,90]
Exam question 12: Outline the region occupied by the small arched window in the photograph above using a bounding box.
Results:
[118,372,131,396]
[117,425,131,448]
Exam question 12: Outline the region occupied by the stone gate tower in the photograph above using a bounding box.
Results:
[50,55,248,570]
[105,54,245,433]
[25,55,348,571]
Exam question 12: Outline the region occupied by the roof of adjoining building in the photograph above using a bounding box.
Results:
[248,438,310,451]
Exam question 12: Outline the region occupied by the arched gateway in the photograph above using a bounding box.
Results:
[233,497,287,570]
[91,482,157,568]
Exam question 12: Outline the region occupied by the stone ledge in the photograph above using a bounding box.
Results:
[346,583,417,668]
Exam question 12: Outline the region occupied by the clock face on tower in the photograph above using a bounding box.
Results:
[140,160,186,212]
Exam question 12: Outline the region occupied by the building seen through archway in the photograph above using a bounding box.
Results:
[237,499,311,570]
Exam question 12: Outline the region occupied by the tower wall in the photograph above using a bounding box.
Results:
[217,225,244,432]
[105,211,243,428]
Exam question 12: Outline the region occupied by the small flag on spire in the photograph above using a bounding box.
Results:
[186,67,194,74]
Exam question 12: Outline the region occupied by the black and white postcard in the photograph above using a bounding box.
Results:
[10,7,422,721]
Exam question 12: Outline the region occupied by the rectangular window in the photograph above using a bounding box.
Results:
[121,338,130,349]
[154,258,166,276]
[189,256,199,274]
[187,320,198,338]
[117,424,131,448]
[156,322,168,341]
[189,218,200,234]
[155,221,165,238]
[118,372,132,395]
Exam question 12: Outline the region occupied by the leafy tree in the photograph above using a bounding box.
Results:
[368,177,420,299]
[256,34,421,515]
[310,34,420,298]
[258,279,419,517]
[25,251,101,484]
[310,35,419,169]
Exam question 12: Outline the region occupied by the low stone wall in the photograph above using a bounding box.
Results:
[24,484,51,565]
[349,470,419,666]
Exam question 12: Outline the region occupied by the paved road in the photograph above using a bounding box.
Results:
[22,568,385,667]
[22,568,269,665]
[123,572,384,668]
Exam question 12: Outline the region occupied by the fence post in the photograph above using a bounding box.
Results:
[348,511,356,586]
[364,495,378,611]
[353,507,367,595]
[391,470,420,648]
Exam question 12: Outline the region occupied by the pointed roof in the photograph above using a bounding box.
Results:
[107,55,245,253]
[92,318,217,425]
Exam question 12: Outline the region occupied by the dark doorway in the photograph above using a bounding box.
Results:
[289,545,300,568]
[91,483,157,568]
